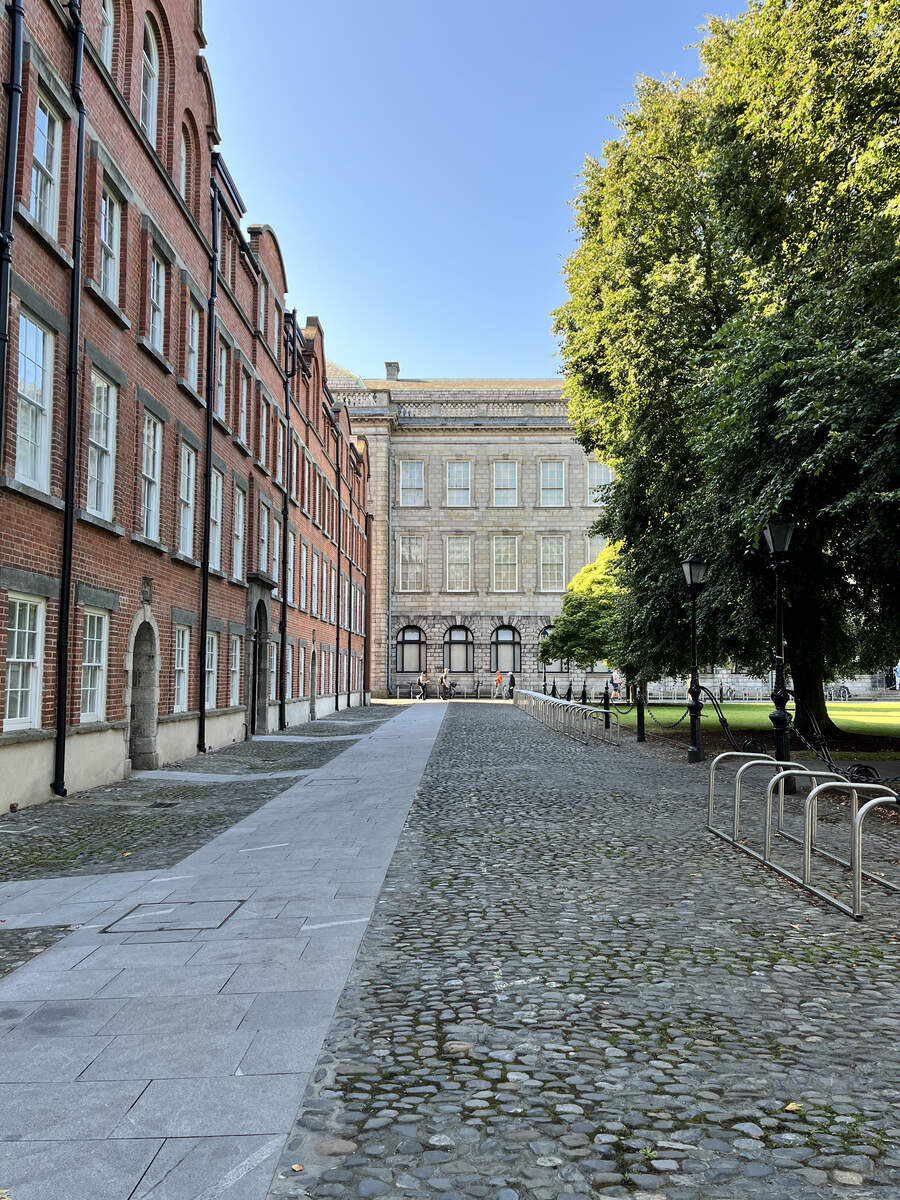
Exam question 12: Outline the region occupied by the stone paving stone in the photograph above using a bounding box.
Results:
[267,702,900,1200]
[129,1134,285,1200]
[79,1030,256,1081]
[0,1079,149,1140]
[109,1073,308,1138]
[0,1139,163,1200]
[0,1033,111,1081]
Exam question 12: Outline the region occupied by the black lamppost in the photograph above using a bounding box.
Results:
[763,520,795,768]
[681,556,709,763]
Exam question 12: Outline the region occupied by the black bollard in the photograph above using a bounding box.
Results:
[603,682,611,730]
[580,681,588,705]
[565,681,573,702]
[636,686,645,742]
[551,680,558,698]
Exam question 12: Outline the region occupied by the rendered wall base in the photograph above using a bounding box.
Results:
[1,724,128,813]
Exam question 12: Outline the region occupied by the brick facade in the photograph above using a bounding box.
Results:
[0,0,371,811]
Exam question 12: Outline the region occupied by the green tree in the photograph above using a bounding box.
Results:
[555,0,900,734]
[538,544,625,671]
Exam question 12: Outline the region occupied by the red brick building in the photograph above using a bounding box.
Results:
[0,0,371,811]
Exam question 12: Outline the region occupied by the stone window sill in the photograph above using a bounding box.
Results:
[84,278,130,328]
[171,551,199,568]
[1,475,65,511]
[177,377,204,407]
[15,202,73,268]
[131,533,169,554]
[136,336,174,375]
[76,508,124,537]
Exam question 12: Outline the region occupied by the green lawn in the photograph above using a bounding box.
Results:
[610,699,900,740]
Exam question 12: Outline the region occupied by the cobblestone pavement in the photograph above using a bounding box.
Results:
[270,702,899,1200]
[0,704,404,980]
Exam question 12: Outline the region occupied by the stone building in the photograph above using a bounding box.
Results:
[0,0,371,811]
[331,363,611,695]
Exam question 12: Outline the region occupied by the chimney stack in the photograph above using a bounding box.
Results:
[385,361,399,381]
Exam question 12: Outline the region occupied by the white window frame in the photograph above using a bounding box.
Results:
[173,624,189,714]
[259,399,267,465]
[232,485,245,581]
[587,460,612,506]
[540,460,566,507]
[492,535,518,593]
[287,530,296,604]
[285,641,294,700]
[216,340,227,419]
[15,312,53,492]
[149,252,165,352]
[99,187,120,303]
[229,635,241,707]
[205,631,219,710]
[30,94,61,236]
[239,372,248,443]
[179,129,188,199]
[99,0,114,70]
[276,421,285,483]
[492,460,518,507]
[3,595,45,732]
[540,535,566,592]
[299,543,308,611]
[178,441,196,557]
[445,460,471,507]
[311,552,319,615]
[186,302,200,392]
[272,518,281,589]
[141,410,162,541]
[398,460,424,506]
[87,370,117,522]
[259,503,269,574]
[79,608,108,723]
[445,535,471,593]
[330,564,336,624]
[398,535,424,592]
[140,19,159,144]
[298,644,306,697]
[210,468,224,571]
[269,641,277,702]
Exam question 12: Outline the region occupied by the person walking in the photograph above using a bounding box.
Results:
[894,660,900,691]
[506,672,516,699]
[440,667,451,699]
[416,671,428,700]
[493,670,503,699]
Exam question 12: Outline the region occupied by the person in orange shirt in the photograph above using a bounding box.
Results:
[493,670,503,698]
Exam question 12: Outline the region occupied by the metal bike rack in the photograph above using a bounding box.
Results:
[513,689,619,747]
[708,756,898,918]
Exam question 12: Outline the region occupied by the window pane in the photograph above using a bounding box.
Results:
[399,461,424,506]
[446,461,470,506]
[540,460,565,506]
[399,536,424,591]
[446,536,470,592]
[492,537,517,591]
[541,536,566,591]
[493,461,517,506]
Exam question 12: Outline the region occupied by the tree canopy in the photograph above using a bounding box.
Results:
[554,0,900,727]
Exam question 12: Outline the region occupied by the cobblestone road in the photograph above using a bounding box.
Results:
[271,702,899,1200]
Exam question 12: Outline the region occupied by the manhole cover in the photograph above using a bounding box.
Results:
[104,900,243,932]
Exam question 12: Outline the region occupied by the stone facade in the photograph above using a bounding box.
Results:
[332,365,611,695]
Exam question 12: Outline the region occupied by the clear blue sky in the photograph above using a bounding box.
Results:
[203,1,737,380]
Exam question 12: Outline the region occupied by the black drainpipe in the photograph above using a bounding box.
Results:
[278,310,297,730]
[198,160,219,753]
[0,0,26,462]
[51,1,86,796]
[363,509,372,698]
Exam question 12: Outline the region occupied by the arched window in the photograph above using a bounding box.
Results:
[179,128,188,199]
[539,626,564,674]
[140,19,159,144]
[443,626,473,673]
[490,626,521,673]
[99,0,114,70]
[395,626,425,673]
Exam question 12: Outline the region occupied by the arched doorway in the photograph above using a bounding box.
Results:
[250,601,268,734]
[129,621,159,769]
[309,646,317,721]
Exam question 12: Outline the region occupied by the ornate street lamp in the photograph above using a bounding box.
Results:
[763,520,795,768]
[681,556,709,763]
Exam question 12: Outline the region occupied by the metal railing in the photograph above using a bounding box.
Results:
[513,688,620,746]
[708,752,898,918]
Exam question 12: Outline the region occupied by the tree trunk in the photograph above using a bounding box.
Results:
[789,658,842,740]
